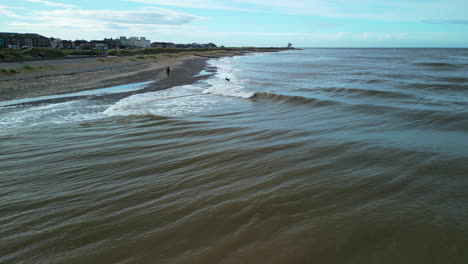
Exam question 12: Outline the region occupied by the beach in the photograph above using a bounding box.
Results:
[0,49,275,102]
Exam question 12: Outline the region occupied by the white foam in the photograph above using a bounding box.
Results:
[0,100,108,132]
[103,84,219,117]
[0,55,257,133]
[203,58,254,99]
[104,55,259,118]
[194,70,214,77]
[203,76,254,98]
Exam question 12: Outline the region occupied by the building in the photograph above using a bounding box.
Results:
[0,32,51,48]
[175,44,190,48]
[61,40,74,49]
[205,43,217,48]
[151,42,176,48]
[91,40,108,49]
[103,38,119,49]
[50,38,63,49]
[73,40,93,49]
[118,36,151,49]
[174,43,217,48]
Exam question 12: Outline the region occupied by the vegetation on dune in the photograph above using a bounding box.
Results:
[0,64,61,75]
[0,46,286,62]
[0,68,19,74]
[97,57,117,62]
[0,47,65,61]
[106,47,284,57]
[62,49,107,56]
[20,47,65,57]
[63,49,91,56]
[0,49,30,60]
[22,64,34,70]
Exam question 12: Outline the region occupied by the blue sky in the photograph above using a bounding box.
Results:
[1,0,467,47]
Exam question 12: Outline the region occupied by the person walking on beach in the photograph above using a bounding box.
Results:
[166,67,171,77]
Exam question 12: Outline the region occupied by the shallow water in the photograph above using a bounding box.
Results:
[0,81,152,107]
[1,48,468,263]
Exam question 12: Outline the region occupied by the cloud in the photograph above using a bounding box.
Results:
[32,8,205,25]
[125,0,468,22]
[0,5,25,18]
[26,0,76,8]
[7,8,206,40]
[107,23,129,30]
[9,21,75,29]
[305,19,343,28]
[126,0,252,12]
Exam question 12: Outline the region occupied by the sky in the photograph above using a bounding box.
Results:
[1,0,467,47]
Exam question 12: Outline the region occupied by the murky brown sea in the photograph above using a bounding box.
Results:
[1,48,468,263]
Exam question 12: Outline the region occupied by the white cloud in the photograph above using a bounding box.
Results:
[26,0,76,8]
[125,0,252,12]
[234,0,468,21]
[33,8,205,25]
[361,32,370,40]
[0,5,25,18]
[125,0,468,21]
[7,8,206,40]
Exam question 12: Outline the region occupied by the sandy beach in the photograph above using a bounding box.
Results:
[0,50,267,102]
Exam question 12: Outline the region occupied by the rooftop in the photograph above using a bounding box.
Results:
[0,32,47,38]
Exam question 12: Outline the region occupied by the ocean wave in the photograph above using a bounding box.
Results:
[343,102,468,132]
[251,92,338,107]
[348,56,403,61]
[0,100,108,132]
[436,76,468,83]
[406,82,468,92]
[393,109,468,131]
[413,62,461,68]
[103,85,211,118]
[315,87,417,100]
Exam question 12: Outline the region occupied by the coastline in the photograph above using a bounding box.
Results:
[0,49,289,103]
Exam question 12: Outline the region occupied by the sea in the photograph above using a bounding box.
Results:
[1,48,468,263]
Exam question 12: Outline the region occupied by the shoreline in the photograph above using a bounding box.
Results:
[0,49,290,104]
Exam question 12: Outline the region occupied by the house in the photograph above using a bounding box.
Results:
[174,43,218,49]
[50,38,63,49]
[61,40,74,49]
[103,38,119,49]
[190,43,203,48]
[91,40,108,49]
[118,36,151,49]
[0,32,51,48]
[73,40,93,49]
[151,42,176,48]
[175,44,190,48]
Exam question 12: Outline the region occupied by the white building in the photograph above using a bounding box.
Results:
[50,38,63,49]
[118,36,151,48]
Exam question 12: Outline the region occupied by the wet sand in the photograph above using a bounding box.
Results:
[0,49,273,102]
[0,55,205,101]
